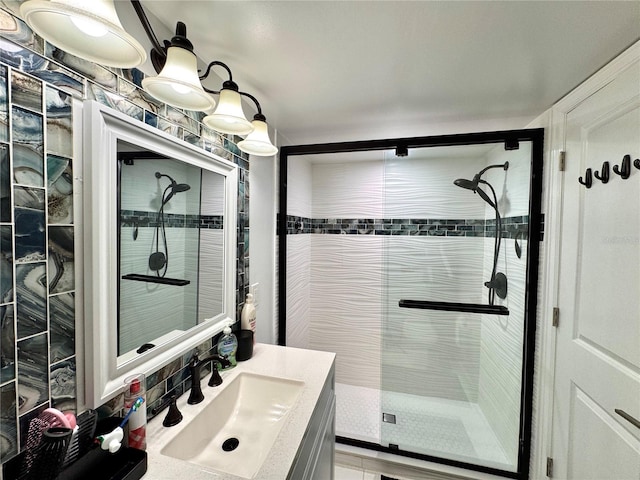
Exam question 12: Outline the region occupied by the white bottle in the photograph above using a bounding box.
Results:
[241,294,256,343]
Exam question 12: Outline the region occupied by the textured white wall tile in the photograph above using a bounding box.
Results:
[312,161,385,218]
[287,157,313,218]
[119,226,196,354]
[286,235,311,348]
[198,230,224,321]
[484,143,533,218]
[309,236,383,390]
[383,237,483,401]
[384,155,486,219]
[478,235,527,465]
[119,158,196,213]
[200,170,225,215]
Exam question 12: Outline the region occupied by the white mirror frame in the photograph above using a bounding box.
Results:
[82,101,237,407]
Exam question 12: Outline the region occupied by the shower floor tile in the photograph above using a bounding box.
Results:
[336,382,511,470]
[336,382,381,443]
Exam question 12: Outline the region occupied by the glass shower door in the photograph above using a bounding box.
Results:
[380,142,533,473]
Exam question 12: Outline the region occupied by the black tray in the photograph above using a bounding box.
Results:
[56,447,147,480]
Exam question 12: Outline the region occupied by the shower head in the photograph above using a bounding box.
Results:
[155,171,191,206]
[453,161,509,191]
[453,176,480,191]
[171,183,191,193]
[453,161,509,210]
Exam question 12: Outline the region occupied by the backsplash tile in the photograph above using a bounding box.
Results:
[16,332,48,414]
[15,262,46,339]
[48,292,74,363]
[0,6,252,464]
[12,106,43,187]
[0,381,18,458]
[0,304,14,383]
[10,69,40,112]
[50,358,75,413]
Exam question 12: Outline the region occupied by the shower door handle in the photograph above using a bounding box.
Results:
[615,409,640,429]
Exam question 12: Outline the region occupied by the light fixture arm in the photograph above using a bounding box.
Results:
[239,91,265,121]
[130,0,167,73]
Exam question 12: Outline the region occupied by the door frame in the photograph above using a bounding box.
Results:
[279,128,545,479]
[533,39,640,480]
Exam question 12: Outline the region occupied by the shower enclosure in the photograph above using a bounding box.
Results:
[279,130,543,479]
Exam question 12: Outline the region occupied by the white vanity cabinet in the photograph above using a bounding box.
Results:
[288,363,336,480]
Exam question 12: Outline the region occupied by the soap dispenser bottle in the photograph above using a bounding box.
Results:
[217,323,237,369]
[241,294,256,344]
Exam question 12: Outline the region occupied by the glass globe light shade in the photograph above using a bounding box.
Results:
[238,119,278,156]
[203,88,254,135]
[142,46,216,112]
[20,0,146,68]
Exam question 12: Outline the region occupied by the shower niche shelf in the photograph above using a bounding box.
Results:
[122,273,190,286]
[399,299,509,315]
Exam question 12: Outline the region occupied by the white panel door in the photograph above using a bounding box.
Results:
[551,58,640,479]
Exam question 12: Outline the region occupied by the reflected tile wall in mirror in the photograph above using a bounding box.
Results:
[0,5,251,466]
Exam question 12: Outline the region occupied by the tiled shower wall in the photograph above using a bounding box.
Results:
[286,147,538,461]
[0,6,250,465]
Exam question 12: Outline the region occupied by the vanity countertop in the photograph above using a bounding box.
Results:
[144,343,335,480]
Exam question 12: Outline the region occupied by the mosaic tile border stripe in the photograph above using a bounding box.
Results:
[286,214,544,240]
[120,210,224,229]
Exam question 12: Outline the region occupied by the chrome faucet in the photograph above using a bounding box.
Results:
[187,352,231,404]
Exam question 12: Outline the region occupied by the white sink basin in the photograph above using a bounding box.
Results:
[160,372,304,479]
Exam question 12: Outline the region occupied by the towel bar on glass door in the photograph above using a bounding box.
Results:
[398,300,509,315]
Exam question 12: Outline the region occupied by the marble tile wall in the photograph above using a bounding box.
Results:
[0,6,251,465]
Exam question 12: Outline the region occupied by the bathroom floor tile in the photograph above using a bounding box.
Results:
[335,465,364,480]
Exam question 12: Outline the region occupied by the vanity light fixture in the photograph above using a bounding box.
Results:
[237,92,279,157]
[20,0,278,155]
[131,1,277,155]
[19,0,147,68]
[200,62,254,135]
[141,22,216,112]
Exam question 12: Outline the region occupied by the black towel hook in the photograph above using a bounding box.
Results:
[578,168,592,188]
[593,161,610,184]
[634,158,640,170]
[612,154,631,179]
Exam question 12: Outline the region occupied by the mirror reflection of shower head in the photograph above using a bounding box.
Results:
[155,171,191,206]
[150,172,192,277]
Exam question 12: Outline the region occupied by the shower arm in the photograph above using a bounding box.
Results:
[477,162,509,178]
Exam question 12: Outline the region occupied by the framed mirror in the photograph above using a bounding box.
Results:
[82,101,237,407]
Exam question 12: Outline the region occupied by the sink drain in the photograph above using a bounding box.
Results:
[222,437,239,452]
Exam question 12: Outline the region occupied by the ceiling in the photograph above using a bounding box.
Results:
[135,1,639,146]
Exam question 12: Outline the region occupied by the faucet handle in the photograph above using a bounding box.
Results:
[208,360,223,387]
[188,351,200,366]
[163,396,183,427]
[151,395,183,427]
